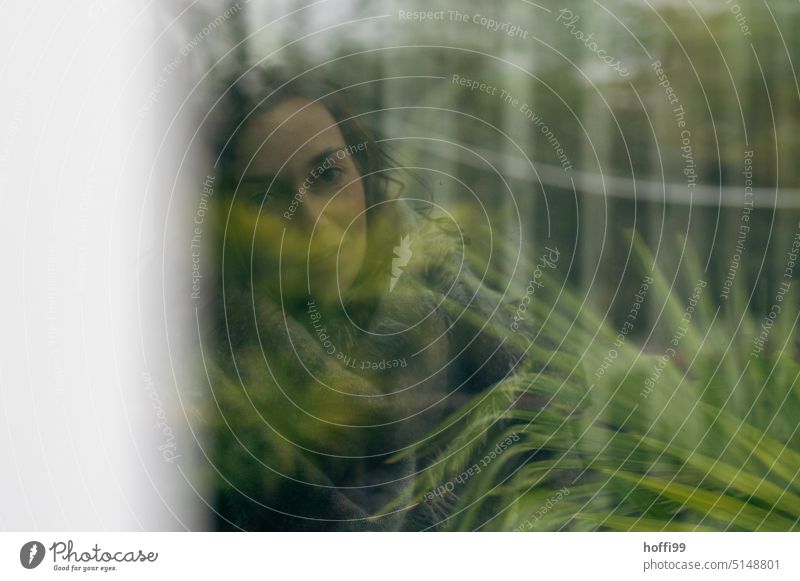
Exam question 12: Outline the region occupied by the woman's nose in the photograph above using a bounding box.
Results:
[296,191,330,229]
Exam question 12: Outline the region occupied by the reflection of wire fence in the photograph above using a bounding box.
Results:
[396,122,800,208]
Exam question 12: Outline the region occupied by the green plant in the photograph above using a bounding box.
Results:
[385,234,800,531]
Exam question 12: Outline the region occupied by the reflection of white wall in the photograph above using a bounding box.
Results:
[0,1,204,531]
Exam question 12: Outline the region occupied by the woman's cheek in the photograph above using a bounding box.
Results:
[226,202,294,271]
[331,182,367,244]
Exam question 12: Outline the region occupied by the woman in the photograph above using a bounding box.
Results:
[202,67,527,531]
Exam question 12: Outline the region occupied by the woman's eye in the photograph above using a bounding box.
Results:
[237,187,270,207]
[252,192,271,205]
[316,166,343,185]
[240,177,292,206]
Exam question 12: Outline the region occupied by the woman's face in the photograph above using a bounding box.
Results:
[231,97,368,305]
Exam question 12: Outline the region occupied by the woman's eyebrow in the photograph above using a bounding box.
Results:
[307,147,344,170]
[240,174,283,188]
[239,147,345,186]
